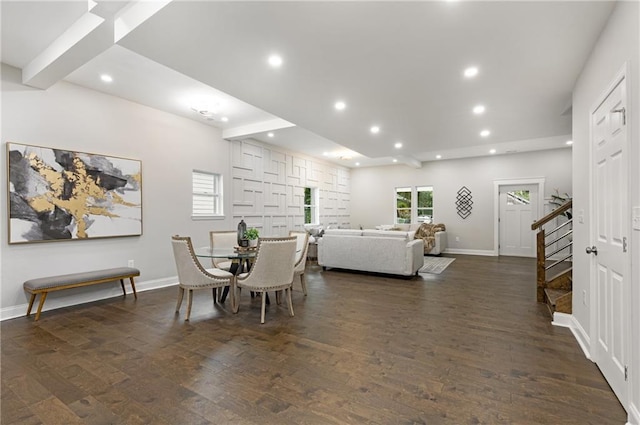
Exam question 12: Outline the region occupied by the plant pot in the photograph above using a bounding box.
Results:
[249,239,258,247]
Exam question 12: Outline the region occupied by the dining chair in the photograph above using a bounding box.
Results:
[232,236,297,324]
[289,230,310,295]
[209,230,238,271]
[171,235,234,321]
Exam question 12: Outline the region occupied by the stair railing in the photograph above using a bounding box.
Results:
[531,200,573,303]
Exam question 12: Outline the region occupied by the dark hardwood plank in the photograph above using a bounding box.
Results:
[1,255,626,424]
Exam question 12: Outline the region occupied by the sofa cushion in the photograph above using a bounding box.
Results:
[362,230,409,239]
[324,229,363,236]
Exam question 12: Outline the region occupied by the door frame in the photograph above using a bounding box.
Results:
[588,62,631,407]
[493,178,545,256]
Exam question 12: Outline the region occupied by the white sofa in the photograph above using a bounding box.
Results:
[317,229,424,277]
[374,224,447,255]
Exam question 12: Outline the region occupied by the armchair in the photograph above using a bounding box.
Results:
[233,237,297,324]
[289,230,310,295]
[171,235,235,321]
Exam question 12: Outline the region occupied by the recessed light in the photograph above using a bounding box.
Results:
[323,152,329,156]
[473,105,485,114]
[334,101,346,111]
[370,126,380,134]
[464,66,479,78]
[394,142,402,149]
[464,66,478,78]
[489,149,496,154]
[480,129,491,138]
[392,158,398,163]
[267,132,274,138]
[355,162,360,166]
[268,54,283,68]
[566,140,573,145]
[221,117,229,122]
[436,155,442,159]
[100,74,113,83]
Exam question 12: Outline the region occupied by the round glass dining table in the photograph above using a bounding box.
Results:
[194,247,257,303]
[194,247,257,262]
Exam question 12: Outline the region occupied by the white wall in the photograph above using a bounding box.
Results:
[231,139,350,235]
[1,64,234,319]
[572,1,639,422]
[351,148,572,253]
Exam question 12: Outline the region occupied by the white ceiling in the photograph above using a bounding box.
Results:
[1,1,616,167]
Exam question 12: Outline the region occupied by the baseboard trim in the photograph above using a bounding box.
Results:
[551,312,572,327]
[552,313,593,361]
[627,402,640,425]
[443,248,496,256]
[0,276,178,322]
[569,315,592,361]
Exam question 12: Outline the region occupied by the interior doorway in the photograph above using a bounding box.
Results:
[493,178,545,257]
[499,184,538,257]
[590,65,630,408]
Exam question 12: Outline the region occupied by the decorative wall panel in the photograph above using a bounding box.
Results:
[231,139,350,236]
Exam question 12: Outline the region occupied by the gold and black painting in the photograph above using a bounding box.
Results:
[7,142,142,243]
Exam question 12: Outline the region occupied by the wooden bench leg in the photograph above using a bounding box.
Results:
[119,277,138,299]
[129,277,138,299]
[26,294,36,317]
[35,292,48,321]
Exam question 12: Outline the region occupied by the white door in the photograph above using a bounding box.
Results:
[499,184,537,257]
[591,72,628,405]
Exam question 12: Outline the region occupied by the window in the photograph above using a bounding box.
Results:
[506,190,530,205]
[395,186,435,224]
[417,186,434,223]
[395,187,412,224]
[192,170,223,218]
[304,187,319,224]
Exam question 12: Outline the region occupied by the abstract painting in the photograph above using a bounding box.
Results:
[7,142,142,243]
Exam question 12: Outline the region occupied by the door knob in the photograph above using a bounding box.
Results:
[585,246,598,255]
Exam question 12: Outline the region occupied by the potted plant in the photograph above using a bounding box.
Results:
[244,228,259,247]
[549,189,572,219]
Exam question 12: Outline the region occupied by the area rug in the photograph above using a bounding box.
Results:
[419,256,455,274]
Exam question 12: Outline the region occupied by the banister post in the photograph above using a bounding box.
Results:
[536,229,546,302]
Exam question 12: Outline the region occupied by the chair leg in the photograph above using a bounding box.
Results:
[212,288,217,303]
[286,288,294,317]
[175,287,185,313]
[261,292,267,324]
[186,289,193,321]
[300,274,307,296]
[232,287,240,313]
[275,290,282,305]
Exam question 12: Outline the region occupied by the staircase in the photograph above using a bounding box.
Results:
[531,200,573,316]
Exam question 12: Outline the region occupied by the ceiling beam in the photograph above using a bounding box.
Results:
[223,118,295,140]
[114,0,173,43]
[21,0,172,90]
[21,12,111,89]
[397,155,423,169]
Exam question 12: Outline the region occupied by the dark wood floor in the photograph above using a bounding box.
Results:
[1,255,626,424]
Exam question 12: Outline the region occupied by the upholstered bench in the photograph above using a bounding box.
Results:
[23,267,140,321]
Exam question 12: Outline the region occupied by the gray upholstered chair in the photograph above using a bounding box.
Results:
[171,235,234,321]
[289,230,310,295]
[209,230,237,271]
[232,236,297,324]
